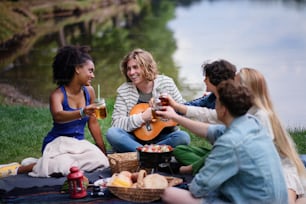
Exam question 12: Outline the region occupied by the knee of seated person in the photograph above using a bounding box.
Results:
[180,132,191,144]
[172,134,190,147]
[105,127,121,141]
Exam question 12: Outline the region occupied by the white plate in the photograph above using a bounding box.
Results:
[94,178,111,187]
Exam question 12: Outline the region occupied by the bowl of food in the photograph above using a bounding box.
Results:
[136,144,173,168]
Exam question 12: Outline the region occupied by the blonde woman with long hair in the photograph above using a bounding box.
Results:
[237,67,306,204]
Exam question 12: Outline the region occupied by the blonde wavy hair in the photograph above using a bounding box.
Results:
[120,48,158,82]
[238,67,306,178]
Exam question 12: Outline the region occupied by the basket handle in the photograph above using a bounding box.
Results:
[137,170,147,188]
[110,158,117,165]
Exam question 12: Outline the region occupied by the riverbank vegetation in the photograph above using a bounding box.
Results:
[0,0,137,44]
[1,101,305,164]
[0,0,142,69]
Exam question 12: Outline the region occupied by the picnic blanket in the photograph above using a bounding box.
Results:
[1,167,155,203]
[30,136,110,177]
[0,166,191,203]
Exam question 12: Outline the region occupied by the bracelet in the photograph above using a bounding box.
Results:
[79,107,86,118]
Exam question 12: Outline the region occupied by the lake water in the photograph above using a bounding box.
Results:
[168,0,306,128]
[1,0,305,129]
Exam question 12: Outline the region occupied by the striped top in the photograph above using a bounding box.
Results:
[111,75,185,132]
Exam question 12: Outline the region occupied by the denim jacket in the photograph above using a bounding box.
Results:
[189,114,288,204]
[184,93,216,109]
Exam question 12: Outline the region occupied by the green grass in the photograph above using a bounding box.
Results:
[288,127,306,156]
[0,101,305,164]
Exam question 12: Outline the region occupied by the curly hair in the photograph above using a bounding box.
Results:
[52,45,92,86]
[217,79,253,117]
[120,48,158,82]
[202,59,236,86]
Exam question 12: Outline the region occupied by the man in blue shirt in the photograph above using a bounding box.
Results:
[159,79,288,204]
[184,59,236,109]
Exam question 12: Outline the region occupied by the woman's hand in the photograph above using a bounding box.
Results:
[82,104,97,117]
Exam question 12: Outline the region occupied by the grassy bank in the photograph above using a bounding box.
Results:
[0,101,305,164]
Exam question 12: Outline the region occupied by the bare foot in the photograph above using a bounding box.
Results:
[17,163,36,174]
[179,165,193,174]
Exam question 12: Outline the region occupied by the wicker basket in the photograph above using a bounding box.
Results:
[108,186,164,203]
[107,176,183,203]
[108,152,139,173]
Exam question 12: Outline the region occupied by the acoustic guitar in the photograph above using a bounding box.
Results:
[130,103,177,141]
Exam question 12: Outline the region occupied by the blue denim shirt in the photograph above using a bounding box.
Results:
[184,93,216,109]
[189,114,288,204]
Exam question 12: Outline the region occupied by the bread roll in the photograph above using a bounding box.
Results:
[143,174,168,189]
[120,171,132,179]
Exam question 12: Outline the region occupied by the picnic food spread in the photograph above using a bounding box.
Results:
[137,144,173,152]
[137,145,173,168]
[107,170,169,189]
[106,170,183,202]
[105,147,183,202]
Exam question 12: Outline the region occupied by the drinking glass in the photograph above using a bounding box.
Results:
[95,98,107,119]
